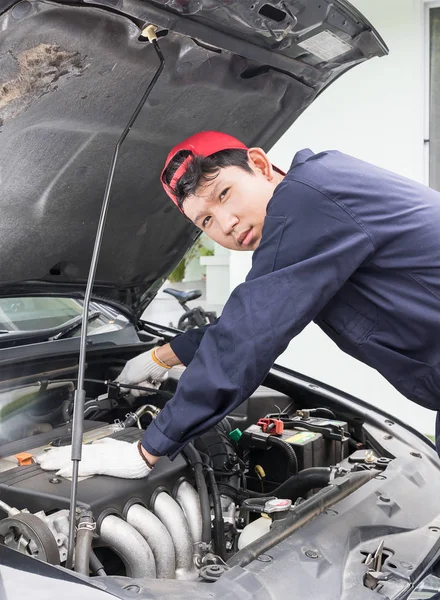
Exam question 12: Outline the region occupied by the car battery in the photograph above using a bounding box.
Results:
[297,416,350,466]
[242,417,350,491]
[243,424,325,490]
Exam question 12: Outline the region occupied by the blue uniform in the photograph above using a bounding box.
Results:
[142,149,440,458]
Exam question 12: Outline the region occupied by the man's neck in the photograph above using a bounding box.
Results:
[274,171,285,186]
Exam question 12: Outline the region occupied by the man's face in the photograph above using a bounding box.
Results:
[182,148,284,251]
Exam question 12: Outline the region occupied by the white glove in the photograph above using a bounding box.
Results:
[36,438,152,479]
[116,348,170,396]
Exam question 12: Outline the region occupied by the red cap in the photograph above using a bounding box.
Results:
[161,131,248,209]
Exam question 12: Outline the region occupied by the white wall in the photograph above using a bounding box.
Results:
[229,0,436,434]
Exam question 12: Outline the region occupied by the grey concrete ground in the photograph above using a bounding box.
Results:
[142,279,224,328]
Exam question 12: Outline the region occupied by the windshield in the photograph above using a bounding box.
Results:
[0,297,126,336]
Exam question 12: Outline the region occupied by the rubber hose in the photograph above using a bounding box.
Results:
[308,408,336,419]
[182,444,211,546]
[194,422,241,497]
[89,551,107,576]
[74,510,94,575]
[242,468,332,501]
[206,467,226,560]
[268,436,298,474]
[229,469,375,569]
[0,500,13,516]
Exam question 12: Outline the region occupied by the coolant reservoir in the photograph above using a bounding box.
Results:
[238,514,271,549]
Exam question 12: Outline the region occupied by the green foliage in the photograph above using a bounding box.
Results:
[167,237,214,282]
[168,259,186,283]
[199,246,214,257]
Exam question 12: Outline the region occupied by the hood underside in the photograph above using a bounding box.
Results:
[0,0,387,315]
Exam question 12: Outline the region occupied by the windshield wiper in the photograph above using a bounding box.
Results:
[0,311,102,342]
[51,311,102,340]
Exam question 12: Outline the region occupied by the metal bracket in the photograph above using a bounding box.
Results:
[363,540,393,590]
[364,569,392,590]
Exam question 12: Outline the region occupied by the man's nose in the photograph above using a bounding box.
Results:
[219,212,239,235]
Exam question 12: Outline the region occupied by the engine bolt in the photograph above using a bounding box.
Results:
[257,554,272,562]
[378,495,390,503]
[305,549,320,559]
[123,585,140,593]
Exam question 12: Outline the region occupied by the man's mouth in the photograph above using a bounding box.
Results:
[237,228,254,247]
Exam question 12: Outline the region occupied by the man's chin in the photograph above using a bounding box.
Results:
[235,242,258,252]
[231,235,261,251]
[250,236,261,251]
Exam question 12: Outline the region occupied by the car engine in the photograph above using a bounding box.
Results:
[0,369,382,581]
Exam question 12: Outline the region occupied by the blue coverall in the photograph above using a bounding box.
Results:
[142,149,440,458]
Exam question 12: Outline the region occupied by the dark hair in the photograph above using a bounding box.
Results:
[162,148,253,210]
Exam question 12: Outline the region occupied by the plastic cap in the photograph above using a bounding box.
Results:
[264,498,292,514]
[229,428,243,444]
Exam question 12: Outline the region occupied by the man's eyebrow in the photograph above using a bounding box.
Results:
[208,179,222,202]
[193,180,223,225]
[194,211,205,226]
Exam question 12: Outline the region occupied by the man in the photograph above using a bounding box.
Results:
[38,131,440,478]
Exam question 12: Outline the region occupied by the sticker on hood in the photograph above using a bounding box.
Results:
[298,30,352,62]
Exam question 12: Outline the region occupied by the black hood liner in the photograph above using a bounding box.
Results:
[0,0,387,316]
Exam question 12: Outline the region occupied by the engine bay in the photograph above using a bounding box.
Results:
[0,355,394,583]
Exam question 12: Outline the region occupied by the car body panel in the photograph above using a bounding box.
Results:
[0,0,387,316]
[0,360,439,600]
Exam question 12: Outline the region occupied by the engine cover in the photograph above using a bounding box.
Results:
[0,424,190,521]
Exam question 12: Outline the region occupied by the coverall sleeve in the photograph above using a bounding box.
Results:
[170,323,215,366]
[142,179,375,458]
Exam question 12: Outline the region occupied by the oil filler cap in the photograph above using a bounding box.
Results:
[14,452,34,466]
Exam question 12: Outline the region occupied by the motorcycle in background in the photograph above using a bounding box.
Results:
[163,288,217,331]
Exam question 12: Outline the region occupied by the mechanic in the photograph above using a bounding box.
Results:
[38,131,440,478]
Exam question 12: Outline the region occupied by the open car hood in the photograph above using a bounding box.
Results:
[0,0,387,317]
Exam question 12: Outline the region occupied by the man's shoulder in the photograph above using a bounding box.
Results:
[288,148,348,169]
[265,156,338,218]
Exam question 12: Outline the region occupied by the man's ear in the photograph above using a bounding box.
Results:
[247,147,275,180]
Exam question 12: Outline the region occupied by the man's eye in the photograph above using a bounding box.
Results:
[219,188,229,201]
[202,216,211,228]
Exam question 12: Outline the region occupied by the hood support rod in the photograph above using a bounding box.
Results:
[66,25,165,569]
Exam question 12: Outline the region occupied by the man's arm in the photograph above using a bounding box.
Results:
[142,180,375,459]
[168,320,217,366]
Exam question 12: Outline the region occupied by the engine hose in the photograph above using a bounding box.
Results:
[194,420,242,497]
[228,469,376,569]
[74,510,95,575]
[308,408,336,419]
[182,444,211,546]
[205,466,226,560]
[240,468,332,502]
[0,500,14,516]
[268,436,298,475]
[89,551,107,576]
